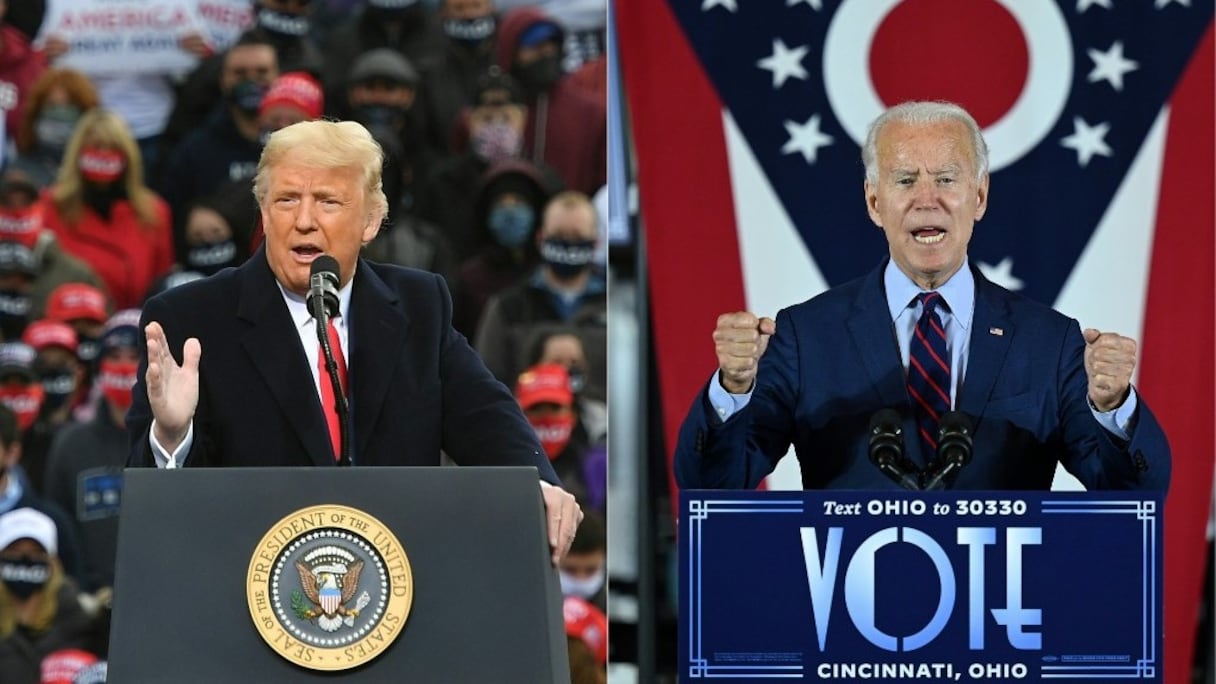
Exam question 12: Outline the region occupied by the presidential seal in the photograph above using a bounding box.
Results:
[247,505,413,671]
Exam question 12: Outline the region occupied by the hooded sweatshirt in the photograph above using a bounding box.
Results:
[495,7,606,195]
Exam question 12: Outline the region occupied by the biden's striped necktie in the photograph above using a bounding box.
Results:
[907,292,950,456]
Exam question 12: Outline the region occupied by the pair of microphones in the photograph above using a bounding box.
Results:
[868,408,973,491]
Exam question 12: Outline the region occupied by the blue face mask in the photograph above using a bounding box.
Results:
[487,205,534,248]
[355,104,407,131]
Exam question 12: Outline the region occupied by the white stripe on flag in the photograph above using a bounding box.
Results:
[1050,107,1166,491]
[1054,107,1164,364]
[724,110,827,491]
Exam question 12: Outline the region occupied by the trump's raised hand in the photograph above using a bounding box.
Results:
[714,312,776,394]
[1083,328,1136,412]
[145,322,201,452]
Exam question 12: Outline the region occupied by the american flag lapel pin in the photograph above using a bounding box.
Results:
[989,327,1004,336]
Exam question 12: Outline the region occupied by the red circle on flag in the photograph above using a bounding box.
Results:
[868,0,1029,128]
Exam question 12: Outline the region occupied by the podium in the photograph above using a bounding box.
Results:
[679,490,1164,682]
[109,467,570,683]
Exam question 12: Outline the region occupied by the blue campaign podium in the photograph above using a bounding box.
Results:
[679,490,1163,683]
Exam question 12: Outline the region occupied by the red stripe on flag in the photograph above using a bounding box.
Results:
[618,1,748,512]
[1139,21,1215,682]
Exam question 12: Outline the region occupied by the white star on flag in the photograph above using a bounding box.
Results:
[978,257,1025,291]
[701,0,737,11]
[1155,0,1191,8]
[1076,0,1112,12]
[1060,117,1113,167]
[1087,42,1139,91]
[786,0,823,9]
[757,39,810,88]
[781,114,834,164]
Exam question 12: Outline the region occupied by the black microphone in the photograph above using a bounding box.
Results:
[307,255,340,321]
[309,256,350,466]
[924,411,973,491]
[868,408,920,491]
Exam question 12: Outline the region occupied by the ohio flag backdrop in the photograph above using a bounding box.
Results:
[617,0,1213,679]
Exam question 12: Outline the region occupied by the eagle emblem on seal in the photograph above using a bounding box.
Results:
[291,546,372,632]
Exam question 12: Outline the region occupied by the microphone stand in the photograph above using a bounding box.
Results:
[311,296,351,467]
[879,458,922,492]
[923,413,973,490]
[923,458,961,491]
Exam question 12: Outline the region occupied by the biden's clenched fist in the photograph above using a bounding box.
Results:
[1082,328,1136,413]
[713,312,776,395]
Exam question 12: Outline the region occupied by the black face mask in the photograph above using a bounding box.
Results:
[0,558,49,600]
[566,365,587,394]
[443,16,496,46]
[185,239,238,276]
[36,362,77,412]
[0,241,37,275]
[256,7,310,39]
[365,1,424,25]
[82,182,127,221]
[77,337,100,366]
[227,80,267,117]
[0,289,31,340]
[514,55,562,95]
[541,238,596,280]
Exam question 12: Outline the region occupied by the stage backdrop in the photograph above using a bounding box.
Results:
[616,0,1214,680]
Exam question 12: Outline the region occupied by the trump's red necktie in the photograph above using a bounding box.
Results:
[907,292,950,456]
[318,318,347,461]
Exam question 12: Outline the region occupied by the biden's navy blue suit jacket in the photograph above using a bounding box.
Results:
[674,261,1169,491]
[127,248,557,482]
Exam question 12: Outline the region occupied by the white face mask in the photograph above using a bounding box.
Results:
[559,567,605,599]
